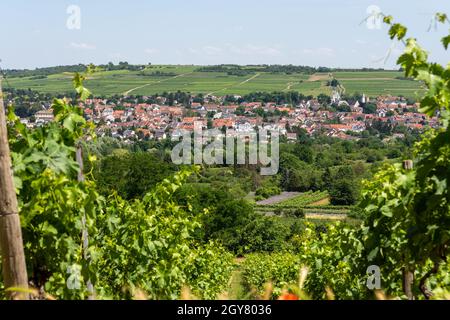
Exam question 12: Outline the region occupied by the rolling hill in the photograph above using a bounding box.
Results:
[4,65,425,98]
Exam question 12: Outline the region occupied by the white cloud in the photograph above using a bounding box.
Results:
[227,44,281,56]
[183,44,281,61]
[108,52,123,60]
[70,42,96,50]
[186,46,222,56]
[301,48,314,54]
[202,46,222,55]
[301,47,335,57]
[188,47,199,54]
[144,48,159,54]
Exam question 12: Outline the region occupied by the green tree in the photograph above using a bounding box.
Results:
[94,151,176,199]
[317,93,331,105]
[327,166,359,205]
[363,103,377,114]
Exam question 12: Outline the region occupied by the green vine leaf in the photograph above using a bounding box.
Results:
[389,23,407,40]
[442,35,450,50]
[73,73,92,101]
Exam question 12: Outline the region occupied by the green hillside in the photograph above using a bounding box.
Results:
[5,65,424,98]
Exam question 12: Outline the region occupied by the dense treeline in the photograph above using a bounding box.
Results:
[4,62,145,78]
[4,87,80,118]
[5,64,88,78]
[137,71,177,77]
[226,91,313,105]
[196,64,391,75]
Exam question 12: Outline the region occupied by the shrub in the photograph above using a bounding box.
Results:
[284,208,305,218]
[185,242,235,299]
[274,208,283,216]
[255,195,265,201]
[255,186,281,200]
[241,252,301,298]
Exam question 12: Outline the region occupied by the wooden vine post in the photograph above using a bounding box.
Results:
[0,76,29,299]
[76,144,95,299]
[402,159,414,300]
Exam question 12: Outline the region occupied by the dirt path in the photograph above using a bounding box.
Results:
[207,73,260,96]
[227,269,244,299]
[122,72,192,96]
[309,197,330,206]
[238,73,260,85]
[256,192,301,205]
[308,73,330,82]
[336,77,398,81]
[283,82,299,92]
[306,213,347,220]
[226,257,247,300]
[257,210,348,220]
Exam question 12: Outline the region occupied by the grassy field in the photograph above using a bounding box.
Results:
[5,65,424,98]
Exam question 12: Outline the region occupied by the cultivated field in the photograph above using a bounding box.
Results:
[254,191,352,222]
[5,65,424,98]
[326,71,425,98]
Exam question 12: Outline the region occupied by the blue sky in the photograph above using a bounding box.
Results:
[1,0,449,69]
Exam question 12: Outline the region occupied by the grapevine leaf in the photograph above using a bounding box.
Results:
[442,35,450,50]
